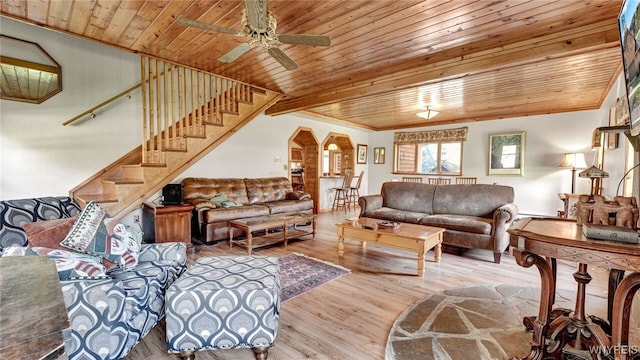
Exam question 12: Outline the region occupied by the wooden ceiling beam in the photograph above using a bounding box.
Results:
[266,21,620,116]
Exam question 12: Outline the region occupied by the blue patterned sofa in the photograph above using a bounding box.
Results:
[0,196,188,359]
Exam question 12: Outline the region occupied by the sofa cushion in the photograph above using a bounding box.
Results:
[245,177,292,204]
[362,207,425,224]
[432,184,514,217]
[24,216,78,249]
[419,214,493,235]
[61,201,142,270]
[263,199,314,214]
[286,191,311,200]
[204,205,270,223]
[381,182,436,214]
[187,199,215,210]
[182,177,249,205]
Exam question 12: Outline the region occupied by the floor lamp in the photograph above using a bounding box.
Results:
[559,153,587,193]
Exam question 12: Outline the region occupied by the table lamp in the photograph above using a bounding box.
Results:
[558,153,587,193]
[579,165,609,196]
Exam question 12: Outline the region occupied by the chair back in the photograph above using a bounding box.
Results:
[428,178,451,185]
[352,171,364,189]
[455,177,477,184]
[402,176,422,183]
[341,169,354,188]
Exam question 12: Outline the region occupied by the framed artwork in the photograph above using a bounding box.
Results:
[357,144,367,164]
[374,147,385,164]
[488,132,525,176]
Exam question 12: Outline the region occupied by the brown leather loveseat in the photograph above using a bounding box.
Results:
[358,182,518,263]
[182,177,314,243]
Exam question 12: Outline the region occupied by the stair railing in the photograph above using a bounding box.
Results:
[140,56,255,165]
[62,84,141,126]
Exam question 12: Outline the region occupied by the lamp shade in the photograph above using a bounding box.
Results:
[578,166,609,179]
[558,153,587,169]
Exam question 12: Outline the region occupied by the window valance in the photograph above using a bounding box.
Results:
[394,127,468,145]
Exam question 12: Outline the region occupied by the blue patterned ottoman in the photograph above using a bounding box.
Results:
[166,256,281,360]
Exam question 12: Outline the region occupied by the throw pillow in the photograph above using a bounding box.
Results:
[60,201,143,270]
[27,247,108,280]
[210,193,230,207]
[211,193,242,208]
[24,216,78,249]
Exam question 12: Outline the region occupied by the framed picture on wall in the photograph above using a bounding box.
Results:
[357,144,367,164]
[488,132,525,176]
[374,147,385,164]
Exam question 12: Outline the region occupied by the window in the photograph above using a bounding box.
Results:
[393,127,467,175]
[395,142,462,175]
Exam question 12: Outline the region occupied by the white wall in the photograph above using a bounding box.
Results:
[0,18,141,199]
[0,17,632,219]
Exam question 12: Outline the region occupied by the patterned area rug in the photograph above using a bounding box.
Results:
[385,285,616,360]
[279,253,350,302]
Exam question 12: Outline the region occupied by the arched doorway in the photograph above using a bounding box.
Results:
[288,127,320,214]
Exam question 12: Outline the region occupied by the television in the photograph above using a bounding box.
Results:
[618,0,640,137]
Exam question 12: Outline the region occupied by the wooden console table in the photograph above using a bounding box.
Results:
[508,218,640,360]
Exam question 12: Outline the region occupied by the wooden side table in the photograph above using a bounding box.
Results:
[508,218,640,360]
[142,203,194,253]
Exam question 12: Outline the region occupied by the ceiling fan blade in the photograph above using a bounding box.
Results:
[177,18,238,35]
[244,0,268,30]
[219,43,252,63]
[267,47,298,70]
[277,34,331,47]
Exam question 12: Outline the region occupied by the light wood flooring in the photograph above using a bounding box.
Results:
[126,210,623,360]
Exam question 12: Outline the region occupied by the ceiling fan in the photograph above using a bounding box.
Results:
[177,0,331,70]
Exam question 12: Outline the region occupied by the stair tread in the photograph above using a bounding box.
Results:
[77,194,118,203]
[104,179,144,185]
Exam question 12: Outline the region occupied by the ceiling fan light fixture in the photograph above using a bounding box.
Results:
[417,106,439,120]
[178,0,330,71]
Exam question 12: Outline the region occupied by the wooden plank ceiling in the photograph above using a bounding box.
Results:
[0,0,624,131]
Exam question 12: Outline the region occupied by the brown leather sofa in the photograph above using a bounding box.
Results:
[358,182,518,263]
[182,177,314,243]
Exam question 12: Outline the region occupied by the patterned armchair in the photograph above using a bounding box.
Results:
[0,196,188,359]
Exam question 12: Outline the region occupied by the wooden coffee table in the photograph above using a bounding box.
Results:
[336,217,444,277]
[228,212,316,254]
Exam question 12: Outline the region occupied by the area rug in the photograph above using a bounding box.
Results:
[278,253,350,302]
[385,284,612,360]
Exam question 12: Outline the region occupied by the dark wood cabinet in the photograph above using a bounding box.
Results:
[143,203,194,252]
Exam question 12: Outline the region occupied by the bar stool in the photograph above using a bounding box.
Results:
[331,170,353,212]
[348,170,364,210]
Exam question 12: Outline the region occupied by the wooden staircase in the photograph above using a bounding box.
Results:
[69,57,282,218]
